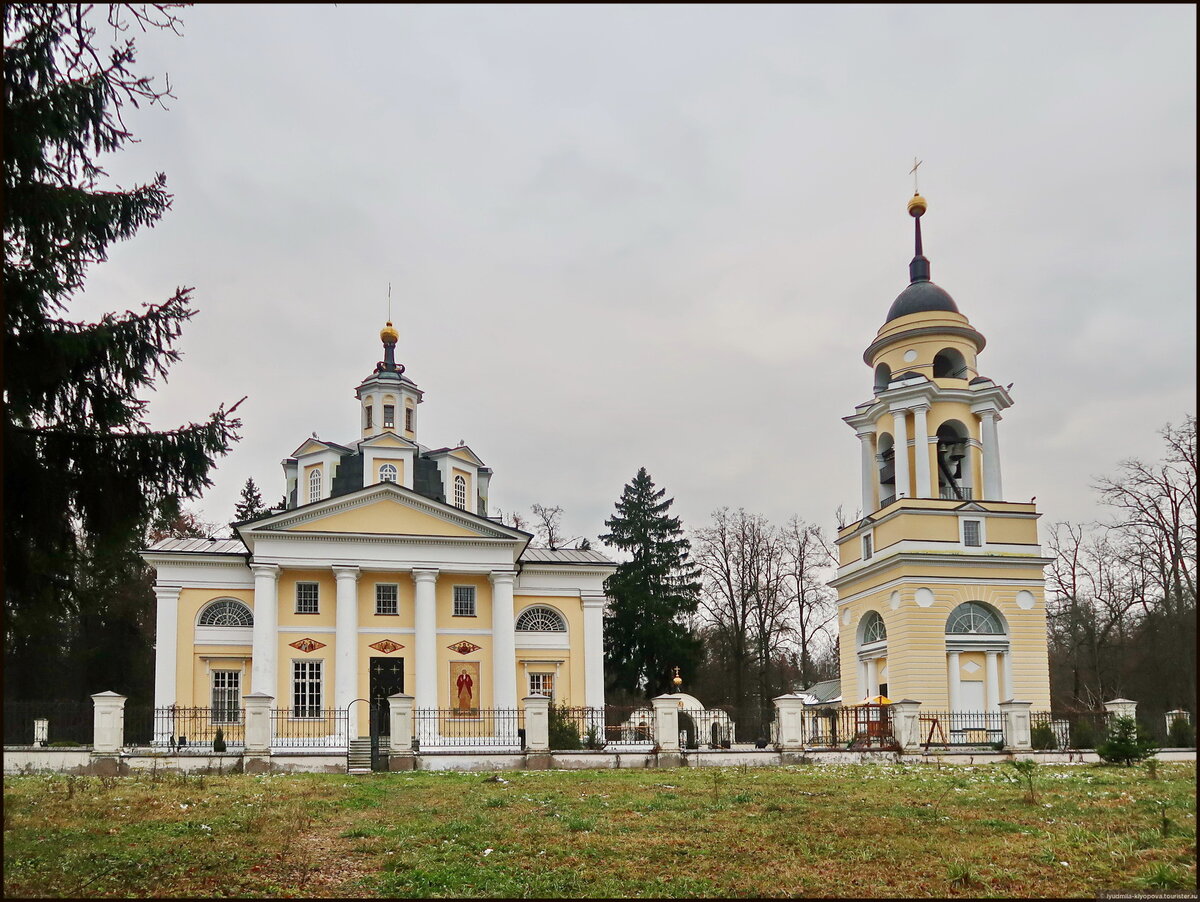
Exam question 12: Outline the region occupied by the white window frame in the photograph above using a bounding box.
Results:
[862,532,873,561]
[375,583,399,616]
[295,581,320,614]
[379,463,398,483]
[211,669,242,724]
[308,467,322,503]
[365,406,373,429]
[959,516,986,547]
[292,659,323,719]
[515,606,568,632]
[453,585,476,617]
[528,672,555,701]
[453,474,467,509]
[383,404,395,429]
[404,406,414,432]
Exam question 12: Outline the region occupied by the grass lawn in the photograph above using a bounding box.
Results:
[3,761,1195,898]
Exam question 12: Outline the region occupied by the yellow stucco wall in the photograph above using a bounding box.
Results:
[514,595,583,705]
[873,334,980,382]
[291,499,479,536]
[372,458,405,484]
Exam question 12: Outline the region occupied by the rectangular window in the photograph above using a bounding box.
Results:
[211,670,241,724]
[383,405,395,428]
[293,660,322,718]
[529,672,555,700]
[862,534,873,561]
[296,582,319,614]
[453,585,476,617]
[405,406,414,431]
[963,520,982,547]
[365,406,373,429]
[376,583,398,616]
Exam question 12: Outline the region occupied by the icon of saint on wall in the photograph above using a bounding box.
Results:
[450,661,480,716]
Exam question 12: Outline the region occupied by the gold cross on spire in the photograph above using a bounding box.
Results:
[387,282,392,320]
[910,157,923,195]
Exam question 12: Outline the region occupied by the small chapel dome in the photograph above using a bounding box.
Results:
[380,320,399,343]
[885,279,960,322]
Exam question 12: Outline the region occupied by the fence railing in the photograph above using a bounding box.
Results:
[919,710,1005,747]
[414,707,524,750]
[2,700,94,747]
[679,708,736,749]
[271,708,350,748]
[801,705,897,750]
[602,705,655,748]
[548,706,606,750]
[1029,710,1110,750]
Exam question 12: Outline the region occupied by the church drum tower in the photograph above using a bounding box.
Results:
[829,191,1053,716]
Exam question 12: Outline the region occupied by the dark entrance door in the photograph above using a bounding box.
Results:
[369,657,405,770]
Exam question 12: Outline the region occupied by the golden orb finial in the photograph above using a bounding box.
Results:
[672,665,683,689]
[907,193,927,217]
[380,320,399,344]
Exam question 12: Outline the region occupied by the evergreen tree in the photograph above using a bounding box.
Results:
[234,477,268,522]
[600,468,702,698]
[3,5,241,703]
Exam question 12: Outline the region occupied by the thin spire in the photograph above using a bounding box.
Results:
[387,282,392,321]
[906,164,930,282]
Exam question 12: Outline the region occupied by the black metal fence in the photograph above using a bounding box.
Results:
[548,706,605,750]
[802,705,898,750]
[919,711,1005,748]
[679,708,736,749]
[413,707,524,750]
[1029,710,1110,750]
[601,705,655,747]
[2,700,93,747]
[271,708,350,748]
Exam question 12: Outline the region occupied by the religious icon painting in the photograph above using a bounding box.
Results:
[449,661,480,717]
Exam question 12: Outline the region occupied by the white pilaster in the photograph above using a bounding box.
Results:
[891,408,910,500]
[412,569,439,710]
[977,408,1003,500]
[858,659,868,700]
[912,404,932,498]
[581,595,607,710]
[857,428,876,513]
[985,650,1000,711]
[1002,651,1014,702]
[865,657,878,699]
[490,571,518,710]
[251,563,280,695]
[333,565,360,737]
[153,586,181,711]
[947,651,962,712]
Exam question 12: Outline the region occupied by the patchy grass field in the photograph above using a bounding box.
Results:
[3,762,1195,897]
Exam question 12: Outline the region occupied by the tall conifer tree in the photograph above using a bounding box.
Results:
[3,5,240,702]
[600,468,702,698]
[234,477,268,522]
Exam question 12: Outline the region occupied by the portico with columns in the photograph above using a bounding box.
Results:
[830,190,1052,713]
[143,320,616,740]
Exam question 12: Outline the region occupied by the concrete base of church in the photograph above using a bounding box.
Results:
[388,753,416,771]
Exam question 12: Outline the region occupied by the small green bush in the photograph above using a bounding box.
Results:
[1069,718,1097,749]
[1030,722,1058,750]
[213,728,226,753]
[1165,716,1194,748]
[1096,716,1157,766]
[48,740,84,748]
[548,704,583,750]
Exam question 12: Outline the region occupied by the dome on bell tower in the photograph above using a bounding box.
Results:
[884,192,960,322]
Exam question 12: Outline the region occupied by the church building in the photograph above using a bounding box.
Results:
[143,320,616,738]
[829,191,1053,712]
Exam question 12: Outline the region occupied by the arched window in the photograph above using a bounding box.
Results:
[935,420,972,500]
[873,363,892,394]
[862,610,887,644]
[515,606,567,632]
[453,474,467,509]
[380,463,397,483]
[946,602,1004,635]
[198,599,254,627]
[933,347,968,379]
[308,468,322,503]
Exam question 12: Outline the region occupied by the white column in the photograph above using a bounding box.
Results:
[251,564,280,695]
[977,408,1003,500]
[490,571,518,710]
[333,565,360,738]
[985,650,1000,712]
[581,595,607,710]
[412,569,439,711]
[153,586,181,712]
[857,428,876,513]
[947,651,962,712]
[865,658,878,699]
[891,408,910,500]
[1002,651,1014,703]
[857,660,868,700]
[913,405,932,498]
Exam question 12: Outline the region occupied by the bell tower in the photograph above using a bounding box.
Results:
[829,189,1052,713]
[356,320,423,442]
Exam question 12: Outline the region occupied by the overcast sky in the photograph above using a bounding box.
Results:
[72,4,1196,545]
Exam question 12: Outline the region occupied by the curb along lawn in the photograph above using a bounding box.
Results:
[4,762,1195,898]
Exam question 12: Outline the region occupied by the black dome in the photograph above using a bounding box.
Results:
[885,279,959,322]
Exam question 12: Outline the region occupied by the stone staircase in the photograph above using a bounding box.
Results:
[348,738,373,774]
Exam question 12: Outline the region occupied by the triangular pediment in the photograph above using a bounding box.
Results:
[429,444,486,467]
[291,437,347,458]
[953,501,989,512]
[240,483,527,542]
[359,432,417,450]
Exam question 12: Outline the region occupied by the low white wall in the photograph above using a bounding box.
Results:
[684,750,783,768]
[418,754,528,772]
[4,749,92,774]
[551,752,654,770]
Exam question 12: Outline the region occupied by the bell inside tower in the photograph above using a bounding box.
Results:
[935,421,971,500]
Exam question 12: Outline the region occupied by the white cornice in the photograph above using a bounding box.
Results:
[835,574,1048,606]
[830,552,1055,588]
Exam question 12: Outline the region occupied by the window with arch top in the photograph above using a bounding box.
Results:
[946,602,1004,635]
[453,474,467,509]
[515,606,567,632]
[198,598,254,627]
[861,610,887,644]
[308,467,321,503]
[379,463,397,483]
[933,347,968,379]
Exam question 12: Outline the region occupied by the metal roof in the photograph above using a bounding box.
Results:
[146,537,246,554]
[798,678,842,704]
[519,547,615,565]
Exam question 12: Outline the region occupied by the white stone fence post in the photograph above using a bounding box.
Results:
[1104,698,1138,723]
[523,694,550,751]
[651,695,681,752]
[91,691,127,754]
[388,693,415,753]
[242,692,274,755]
[889,699,923,752]
[772,694,806,750]
[998,700,1033,751]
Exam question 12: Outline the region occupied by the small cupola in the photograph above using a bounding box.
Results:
[356,319,423,441]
